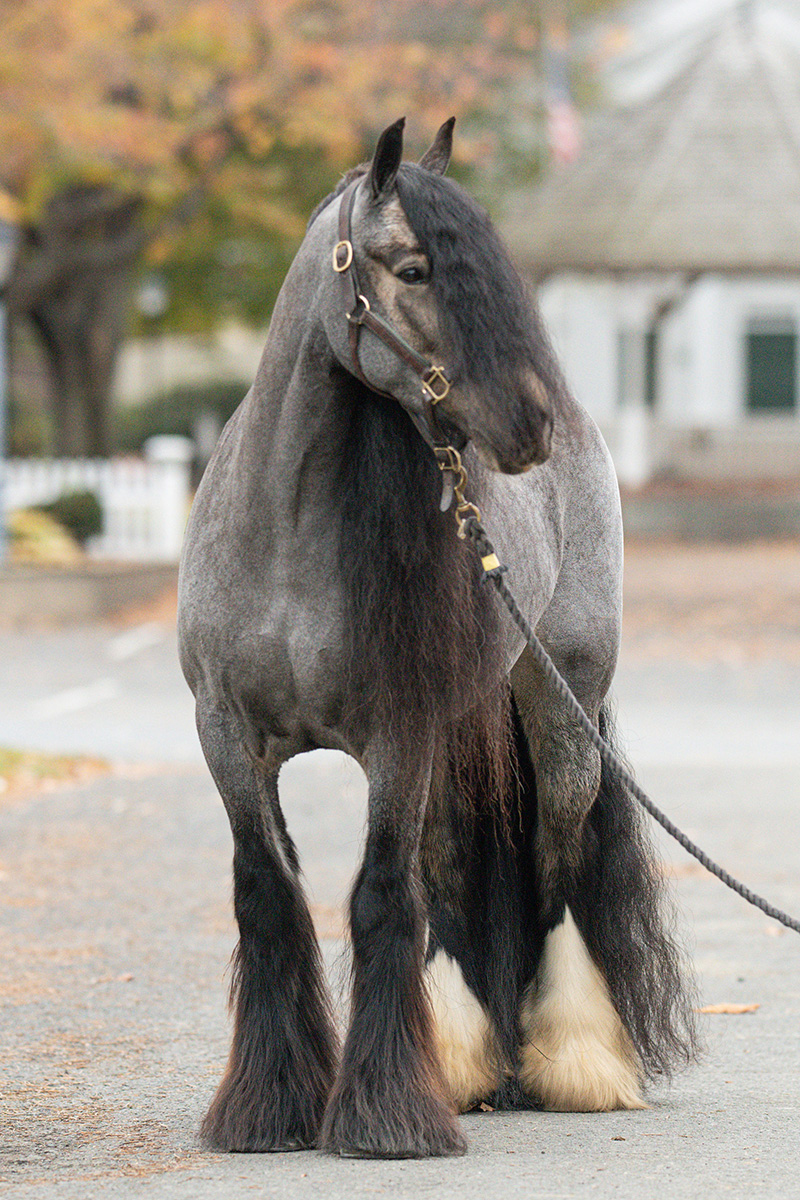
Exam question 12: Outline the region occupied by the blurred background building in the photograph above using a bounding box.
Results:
[504,0,800,490]
[2,0,800,561]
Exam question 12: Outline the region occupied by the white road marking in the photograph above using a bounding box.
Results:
[106,623,166,662]
[30,678,120,720]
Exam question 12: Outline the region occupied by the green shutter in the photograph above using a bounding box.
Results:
[745,330,796,413]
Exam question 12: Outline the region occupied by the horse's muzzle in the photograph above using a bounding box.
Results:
[473,379,553,474]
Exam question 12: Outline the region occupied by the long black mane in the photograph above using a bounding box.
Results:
[329,166,564,806]
[335,365,510,800]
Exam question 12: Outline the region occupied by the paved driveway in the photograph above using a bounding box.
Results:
[2,542,799,1198]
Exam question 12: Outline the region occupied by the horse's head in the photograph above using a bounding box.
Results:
[315,118,553,474]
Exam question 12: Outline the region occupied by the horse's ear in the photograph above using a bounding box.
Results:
[369,118,405,200]
[419,117,455,175]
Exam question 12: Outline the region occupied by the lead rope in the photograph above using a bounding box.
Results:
[451,503,800,936]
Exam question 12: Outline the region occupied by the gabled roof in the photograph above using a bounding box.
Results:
[503,4,800,276]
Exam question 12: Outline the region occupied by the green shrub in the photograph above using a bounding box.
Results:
[36,490,103,546]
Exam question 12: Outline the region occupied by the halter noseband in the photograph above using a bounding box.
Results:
[332,178,469,511]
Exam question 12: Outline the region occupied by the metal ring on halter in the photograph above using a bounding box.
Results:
[347,294,371,323]
[455,500,482,539]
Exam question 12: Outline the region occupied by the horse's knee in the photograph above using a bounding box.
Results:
[536,730,601,831]
[350,859,422,963]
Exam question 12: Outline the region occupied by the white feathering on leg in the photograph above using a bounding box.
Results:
[425,949,501,1112]
[519,907,646,1111]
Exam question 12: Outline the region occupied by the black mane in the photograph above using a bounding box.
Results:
[306,166,366,229]
[395,165,567,407]
[335,366,510,801]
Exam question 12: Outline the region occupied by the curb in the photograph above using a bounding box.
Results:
[621,494,800,541]
[0,562,178,626]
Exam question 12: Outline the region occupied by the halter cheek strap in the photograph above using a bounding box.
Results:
[332,178,467,511]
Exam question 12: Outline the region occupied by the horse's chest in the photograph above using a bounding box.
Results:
[214,591,349,751]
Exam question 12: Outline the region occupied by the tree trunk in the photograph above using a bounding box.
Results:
[8,185,143,457]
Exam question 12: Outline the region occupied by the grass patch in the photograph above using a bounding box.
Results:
[0,748,108,797]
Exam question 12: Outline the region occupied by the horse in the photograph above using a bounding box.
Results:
[177,117,697,1159]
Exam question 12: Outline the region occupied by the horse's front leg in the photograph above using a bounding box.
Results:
[512,653,646,1113]
[197,701,339,1151]
[321,742,466,1158]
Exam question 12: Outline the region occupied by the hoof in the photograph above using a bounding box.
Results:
[261,1140,313,1154]
[201,1072,329,1153]
[321,1085,467,1159]
[201,1119,318,1154]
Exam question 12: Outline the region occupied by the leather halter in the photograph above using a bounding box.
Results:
[332,178,467,509]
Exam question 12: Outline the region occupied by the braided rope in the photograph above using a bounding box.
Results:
[462,516,800,936]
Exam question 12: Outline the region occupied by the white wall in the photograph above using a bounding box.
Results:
[659,275,800,428]
[541,271,800,429]
[537,275,619,425]
[536,270,800,481]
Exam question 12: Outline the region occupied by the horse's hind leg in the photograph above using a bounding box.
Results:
[512,655,646,1112]
[512,647,695,1111]
[321,744,465,1158]
[197,702,338,1150]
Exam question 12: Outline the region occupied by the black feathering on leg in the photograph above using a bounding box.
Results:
[202,834,339,1151]
[567,703,701,1080]
[321,849,466,1158]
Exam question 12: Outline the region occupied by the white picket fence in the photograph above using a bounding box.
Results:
[2,436,194,562]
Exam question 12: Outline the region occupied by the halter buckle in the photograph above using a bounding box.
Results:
[333,240,354,273]
[421,365,450,403]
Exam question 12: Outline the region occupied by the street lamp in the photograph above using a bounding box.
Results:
[0,212,20,565]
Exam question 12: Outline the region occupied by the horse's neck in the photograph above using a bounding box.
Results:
[237,308,353,523]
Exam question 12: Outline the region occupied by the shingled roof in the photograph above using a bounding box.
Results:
[503,3,800,277]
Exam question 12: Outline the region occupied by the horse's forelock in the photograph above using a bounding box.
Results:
[394,166,543,390]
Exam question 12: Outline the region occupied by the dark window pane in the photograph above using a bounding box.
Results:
[746,331,796,413]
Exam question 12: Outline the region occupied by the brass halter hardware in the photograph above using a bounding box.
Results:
[421,365,450,404]
[332,240,354,273]
[434,445,482,538]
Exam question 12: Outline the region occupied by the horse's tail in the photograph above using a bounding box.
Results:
[568,702,701,1080]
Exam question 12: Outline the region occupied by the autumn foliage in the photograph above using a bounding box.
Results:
[0,0,601,454]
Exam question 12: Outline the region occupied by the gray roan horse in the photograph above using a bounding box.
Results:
[178,118,697,1159]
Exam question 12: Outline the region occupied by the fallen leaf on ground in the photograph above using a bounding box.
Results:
[698,1003,760,1015]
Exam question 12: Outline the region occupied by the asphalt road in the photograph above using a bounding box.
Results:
[2,551,800,1199]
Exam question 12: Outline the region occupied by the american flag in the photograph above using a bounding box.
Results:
[545,26,582,165]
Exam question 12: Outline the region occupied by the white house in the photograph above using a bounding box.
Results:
[502,0,800,487]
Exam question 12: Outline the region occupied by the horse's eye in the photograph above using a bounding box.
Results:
[397,265,428,285]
